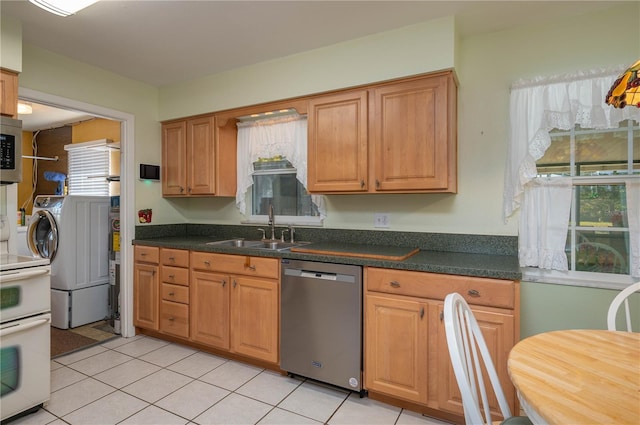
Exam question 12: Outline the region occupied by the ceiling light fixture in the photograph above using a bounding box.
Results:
[29,0,99,17]
[17,102,33,115]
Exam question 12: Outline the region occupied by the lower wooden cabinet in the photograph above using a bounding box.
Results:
[190,270,230,349]
[189,251,280,364]
[133,246,160,330]
[433,303,515,417]
[159,248,190,338]
[363,267,519,422]
[230,276,279,363]
[364,294,428,404]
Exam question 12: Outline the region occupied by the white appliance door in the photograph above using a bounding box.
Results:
[27,210,58,262]
[0,267,51,322]
[0,314,51,421]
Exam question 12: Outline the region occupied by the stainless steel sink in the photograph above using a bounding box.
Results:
[206,239,309,251]
[206,239,263,248]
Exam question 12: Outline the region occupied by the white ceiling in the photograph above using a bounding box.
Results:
[2,0,625,130]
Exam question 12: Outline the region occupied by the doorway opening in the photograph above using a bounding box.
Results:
[18,88,134,357]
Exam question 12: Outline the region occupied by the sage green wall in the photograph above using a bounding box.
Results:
[17,45,181,223]
[158,4,638,240]
[521,282,640,337]
[0,15,22,72]
[159,16,456,118]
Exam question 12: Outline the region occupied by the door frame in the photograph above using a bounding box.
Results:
[18,87,136,337]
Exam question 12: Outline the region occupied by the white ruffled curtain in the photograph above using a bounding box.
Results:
[503,67,640,219]
[504,67,640,272]
[235,114,325,217]
[519,177,572,270]
[626,181,640,278]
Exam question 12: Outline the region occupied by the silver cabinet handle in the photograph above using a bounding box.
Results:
[246,265,256,271]
[204,260,211,266]
[360,180,365,188]
[221,279,226,287]
[390,281,400,288]
[233,279,237,288]
[168,317,175,322]
[440,311,444,322]
[169,274,175,279]
[169,292,175,296]
[468,289,480,297]
[420,307,424,319]
[140,252,147,256]
[179,186,184,193]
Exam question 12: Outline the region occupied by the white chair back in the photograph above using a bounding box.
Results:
[607,281,640,331]
[444,292,512,425]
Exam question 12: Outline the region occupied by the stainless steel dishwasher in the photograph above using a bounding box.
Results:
[280,259,364,395]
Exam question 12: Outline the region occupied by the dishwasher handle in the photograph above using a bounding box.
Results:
[284,267,356,283]
[300,270,337,281]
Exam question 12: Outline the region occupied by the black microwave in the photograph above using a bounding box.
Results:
[0,116,22,184]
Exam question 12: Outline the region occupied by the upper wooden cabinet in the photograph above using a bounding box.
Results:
[308,71,457,194]
[307,90,369,192]
[162,114,236,197]
[0,69,18,118]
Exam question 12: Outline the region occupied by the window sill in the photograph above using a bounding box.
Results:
[522,267,636,290]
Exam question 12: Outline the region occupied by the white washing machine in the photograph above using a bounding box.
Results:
[27,195,110,329]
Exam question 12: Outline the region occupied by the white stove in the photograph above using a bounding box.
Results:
[1,211,52,421]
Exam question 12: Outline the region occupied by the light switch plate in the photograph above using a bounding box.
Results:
[374,213,390,228]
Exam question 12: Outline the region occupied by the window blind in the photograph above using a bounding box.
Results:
[67,147,109,195]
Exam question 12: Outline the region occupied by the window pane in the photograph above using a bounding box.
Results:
[576,129,629,176]
[569,230,629,274]
[252,159,319,218]
[574,184,627,226]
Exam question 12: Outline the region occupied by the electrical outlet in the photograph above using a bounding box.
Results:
[374,213,390,228]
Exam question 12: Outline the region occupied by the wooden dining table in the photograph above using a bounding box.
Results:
[508,329,640,425]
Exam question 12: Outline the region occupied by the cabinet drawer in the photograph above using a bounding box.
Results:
[191,251,279,279]
[134,245,159,264]
[161,248,189,267]
[161,265,189,286]
[160,300,189,338]
[161,283,189,304]
[366,267,515,309]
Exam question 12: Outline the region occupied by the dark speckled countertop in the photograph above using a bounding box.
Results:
[133,225,521,280]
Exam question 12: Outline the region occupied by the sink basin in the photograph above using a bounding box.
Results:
[206,239,263,248]
[206,239,309,251]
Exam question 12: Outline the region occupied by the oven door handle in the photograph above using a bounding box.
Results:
[0,317,51,337]
[0,268,50,283]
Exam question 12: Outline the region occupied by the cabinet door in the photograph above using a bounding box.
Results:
[230,276,279,363]
[187,115,216,195]
[307,90,369,193]
[364,294,428,404]
[0,69,18,118]
[432,303,515,419]
[133,263,159,330]
[162,121,187,196]
[190,271,230,350]
[372,74,455,192]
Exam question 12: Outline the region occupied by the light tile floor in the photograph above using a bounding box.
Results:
[10,335,454,425]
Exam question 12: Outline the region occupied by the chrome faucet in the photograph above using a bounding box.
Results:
[268,204,276,240]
